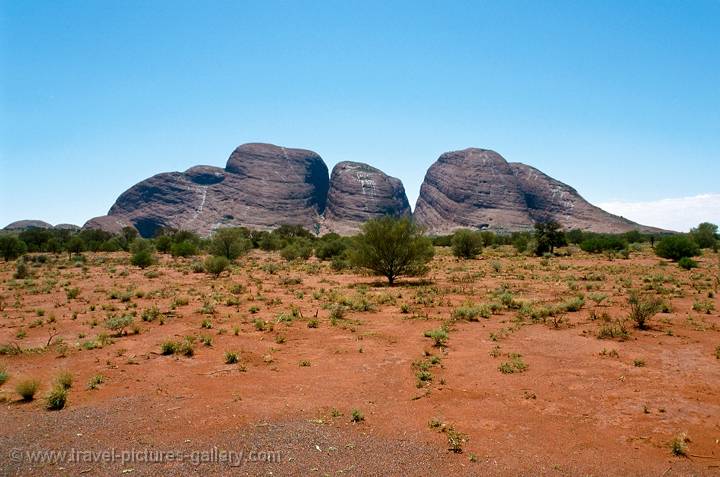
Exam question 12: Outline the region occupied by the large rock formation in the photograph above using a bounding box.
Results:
[86,143,330,237]
[4,220,54,230]
[83,143,662,237]
[414,148,659,234]
[323,161,411,234]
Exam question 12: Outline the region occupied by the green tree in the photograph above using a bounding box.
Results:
[655,235,700,261]
[209,228,252,260]
[451,229,483,259]
[349,216,434,285]
[130,239,156,269]
[170,240,197,257]
[65,236,84,259]
[690,222,718,249]
[533,221,566,256]
[0,236,27,261]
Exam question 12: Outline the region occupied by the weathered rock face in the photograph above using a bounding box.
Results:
[85,143,330,237]
[54,223,81,231]
[323,161,411,234]
[415,148,659,234]
[83,215,135,235]
[4,220,54,230]
[83,143,663,237]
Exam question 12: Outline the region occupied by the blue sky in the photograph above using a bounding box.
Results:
[1,0,718,231]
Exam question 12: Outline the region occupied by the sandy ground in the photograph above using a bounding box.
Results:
[1,246,719,476]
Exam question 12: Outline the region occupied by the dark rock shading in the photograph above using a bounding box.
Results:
[4,220,54,230]
[89,144,330,237]
[323,161,411,234]
[414,148,661,234]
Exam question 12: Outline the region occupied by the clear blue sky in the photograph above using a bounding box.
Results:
[1,0,718,230]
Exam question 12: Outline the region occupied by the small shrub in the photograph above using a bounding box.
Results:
[498,354,528,374]
[307,319,319,328]
[176,337,195,356]
[452,303,490,321]
[678,257,698,270]
[350,409,364,423]
[299,360,311,367]
[130,239,156,269]
[447,427,467,453]
[451,230,483,259]
[161,341,177,355]
[105,314,134,336]
[141,305,161,322]
[65,287,80,300]
[14,260,30,279]
[224,351,239,364]
[87,374,104,390]
[424,328,448,347]
[597,319,629,340]
[55,371,73,390]
[16,379,40,401]
[628,292,662,330]
[655,235,700,261]
[633,358,646,367]
[45,385,68,410]
[0,365,8,385]
[204,256,230,278]
[670,433,689,456]
[692,300,715,314]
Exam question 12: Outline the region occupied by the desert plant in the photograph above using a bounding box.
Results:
[451,229,483,259]
[55,371,73,390]
[280,240,313,261]
[349,216,434,285]
[670,433,689,456]
[16,378,40,401]
[161,341,177,355]
[208,228,251,260]
[655,235,700,261]
[533,221,566,255]
[597,319,630,340]
[498,354,528,374]
[0,235,27,261]
[446,427,467,453]
[689,222,718,249]
[628,292,662,330]
[350,408,365,422]
[678,257,698,270]
[424,328,448,347]
[224,351,239,364]
[170,240,197,257]
[65,287,80,300]
[130,239,156,269]
[45,385,68,410]
[105,314,134,336]
[204,255,229,278]
[87,374,104,390]
[0,365,8,385]
[452,303,490,321]
[14,259,29,279]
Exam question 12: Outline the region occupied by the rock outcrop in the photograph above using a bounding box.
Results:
[414,148,659,234]
[323,161,411,234]
[82,143,662,237]
[4,220,55,230]
[85,143,329,237]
